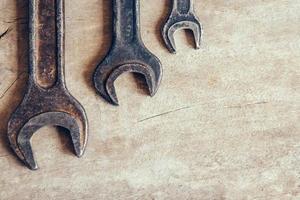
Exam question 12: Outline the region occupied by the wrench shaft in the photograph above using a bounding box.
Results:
[113,0,140,45]
[173,0,192,15]
[29,0,64,88]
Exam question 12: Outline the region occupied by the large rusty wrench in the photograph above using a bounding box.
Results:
[162,0,202,53]
[7,0,88,170]
[93,0,162,105]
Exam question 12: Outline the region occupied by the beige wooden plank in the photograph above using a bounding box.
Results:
[0,0,299,199]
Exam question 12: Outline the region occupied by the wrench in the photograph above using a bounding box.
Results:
[7,0,88,170]
[93,0,162,105]
[162,0,202,53]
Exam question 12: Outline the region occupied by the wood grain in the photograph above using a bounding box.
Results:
[0,0,299,199]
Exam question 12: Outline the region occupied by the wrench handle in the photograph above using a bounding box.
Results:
[172,0,193,15]
[112,0,141,46]
[29,0,65,89]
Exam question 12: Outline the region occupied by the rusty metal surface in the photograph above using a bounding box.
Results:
[93,0,162,106]
[7,0,88,170]
[162,0,202,53]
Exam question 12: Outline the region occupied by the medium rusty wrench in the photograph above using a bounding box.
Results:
[93,0,162,105]
[162,0,202,53]
[7,0,88,170]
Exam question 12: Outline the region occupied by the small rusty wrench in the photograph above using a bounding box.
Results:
[93,0,162,105]
[7,0,88,170]
[162,0,202,53]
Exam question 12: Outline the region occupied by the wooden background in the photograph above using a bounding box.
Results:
[0,0,299,199]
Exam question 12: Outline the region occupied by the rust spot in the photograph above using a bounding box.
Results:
[35,0,57,88]
[208,75,219,87]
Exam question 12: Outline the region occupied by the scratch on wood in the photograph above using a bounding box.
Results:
[0,27,12,40]
[253,192,292,200]
[138,106,191,122]
[0,72,26,100]
[225,101,269,109]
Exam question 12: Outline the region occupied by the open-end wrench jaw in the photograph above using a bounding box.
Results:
[8,84,88,170]
[93,0,162,105]
[162,0,202,53]
[93,44,162,106]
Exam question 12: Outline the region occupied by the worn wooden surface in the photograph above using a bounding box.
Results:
[0,0,299,199]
